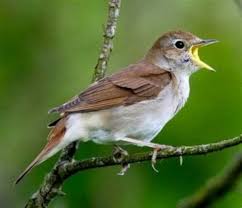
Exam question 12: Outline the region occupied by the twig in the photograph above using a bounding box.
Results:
[25,0,121,207]
[25,135,242,207]
[177,147,242,208]
[92,0,121,81]
[47,135,242,177]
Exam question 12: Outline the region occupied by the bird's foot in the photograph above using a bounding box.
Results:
[112,145,129,162]
[114,138,171,173]
[117,163,130,176]
[151,145,167,172]
[112,145,130,175]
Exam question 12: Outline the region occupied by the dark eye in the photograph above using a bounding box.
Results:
[175,41,185,49]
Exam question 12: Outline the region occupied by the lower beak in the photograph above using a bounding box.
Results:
[189,39,218,71]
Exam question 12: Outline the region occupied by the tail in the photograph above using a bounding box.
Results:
[15,118,67,185]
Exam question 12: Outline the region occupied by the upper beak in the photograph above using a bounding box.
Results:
[194,39,219,47]
[189,39,218,71]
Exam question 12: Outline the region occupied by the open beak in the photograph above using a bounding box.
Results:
[189,39,218,71]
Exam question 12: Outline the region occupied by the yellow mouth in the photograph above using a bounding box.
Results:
[189,39,218,71]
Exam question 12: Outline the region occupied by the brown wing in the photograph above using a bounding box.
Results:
[48,61,172,114]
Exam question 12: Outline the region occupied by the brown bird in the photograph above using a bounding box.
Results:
[15,30,218,184]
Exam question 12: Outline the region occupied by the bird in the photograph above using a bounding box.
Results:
[15,30,218,184]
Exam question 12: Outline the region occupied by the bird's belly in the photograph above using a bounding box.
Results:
[88,87,179,144]
[110,95,177,142]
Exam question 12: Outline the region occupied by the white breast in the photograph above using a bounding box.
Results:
[111,74,189,142]
[173,72,190,113]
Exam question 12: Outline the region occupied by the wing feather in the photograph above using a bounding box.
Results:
[48,62,172,114]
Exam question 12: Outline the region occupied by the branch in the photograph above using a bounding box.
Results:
[46,134,242,177]
[59,134,242,174]
[25,135,242,207]
[25,0,121,207]
[177,147,242,208]
[92,0,121,82]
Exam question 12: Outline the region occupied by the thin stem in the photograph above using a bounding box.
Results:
[92,0,121,81]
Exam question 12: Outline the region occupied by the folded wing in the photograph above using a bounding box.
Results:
[48,61,172,114]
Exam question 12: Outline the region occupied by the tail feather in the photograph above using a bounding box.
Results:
[15,118,67,185]
[15,147,50,185]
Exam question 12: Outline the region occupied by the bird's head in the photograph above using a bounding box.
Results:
[146,30,218,75]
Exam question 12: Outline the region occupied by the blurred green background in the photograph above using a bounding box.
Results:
[0,0,242,207]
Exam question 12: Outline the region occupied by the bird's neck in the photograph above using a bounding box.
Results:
[144,49,194,78]
[172,70,190,88]
[144,48,170,69]
[172,70,191,111]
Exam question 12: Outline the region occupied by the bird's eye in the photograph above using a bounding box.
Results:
[175,40,185,49]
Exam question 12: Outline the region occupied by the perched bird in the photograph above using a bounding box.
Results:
[15,30,218,184]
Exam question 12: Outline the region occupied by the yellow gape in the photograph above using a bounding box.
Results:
[189,45,216,71]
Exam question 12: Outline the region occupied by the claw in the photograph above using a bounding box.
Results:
[151,161,159,173]
[151,147,161,173]
[117,163,130,176]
